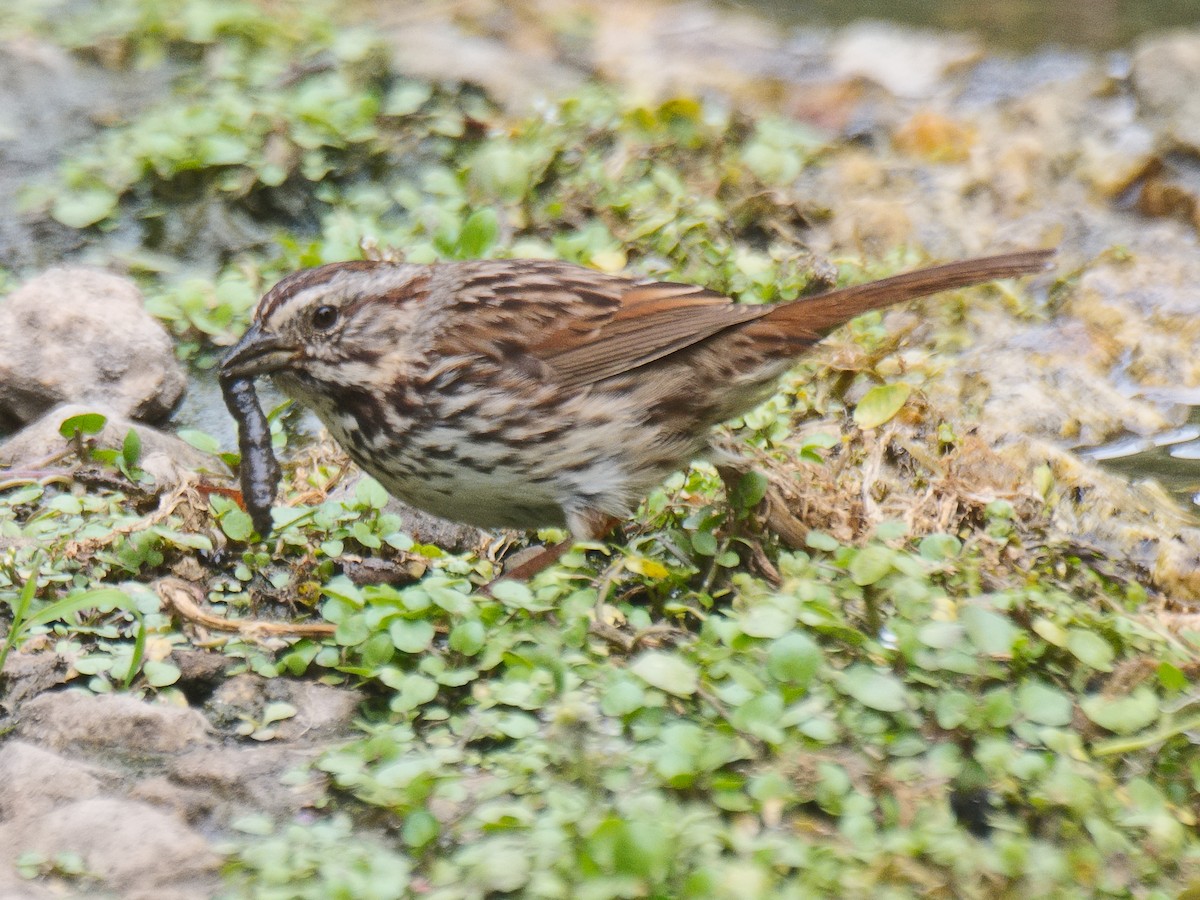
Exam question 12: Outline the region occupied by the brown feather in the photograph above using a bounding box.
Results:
[529,249,1054,388]
[751,249,1056,347]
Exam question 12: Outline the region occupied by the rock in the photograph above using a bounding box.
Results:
[382,17,581,110]
[16,691,215,755]
[1132,30,1200,151]
[830,22,980,100]
[169,745,330,819]
[0,742,106,820]
[0,649,76,716]
[0,402,218,489]
[0,742,220,899]
[204,673,362,742]
[0,797,221,898]
[0,268,186,428]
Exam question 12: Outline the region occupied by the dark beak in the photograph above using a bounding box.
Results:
[220,324,297,380]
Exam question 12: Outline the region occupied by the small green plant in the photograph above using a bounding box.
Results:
[0,565,146,688]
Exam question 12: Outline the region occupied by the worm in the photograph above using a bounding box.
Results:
[218,373,281,536]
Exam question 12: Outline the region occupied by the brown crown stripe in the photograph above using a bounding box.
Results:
[257,260,386,321]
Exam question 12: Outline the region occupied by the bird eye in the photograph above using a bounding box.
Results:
[311,305,338,331]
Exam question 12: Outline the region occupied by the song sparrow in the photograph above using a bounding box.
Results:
[221,249,1053,578]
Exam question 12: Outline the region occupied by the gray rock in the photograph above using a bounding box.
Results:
[0,797,220,897]
[16,691,215,755]
[0,268,186,427]
[1132,30,1200,151]
[0,402,218,489]
[0,742,106,820]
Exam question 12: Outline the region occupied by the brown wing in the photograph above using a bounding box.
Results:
[435,260,767,387]
[529,281,770,389]
[432,249,1054,388]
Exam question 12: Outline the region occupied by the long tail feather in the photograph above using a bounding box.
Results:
[765,247,1056,339]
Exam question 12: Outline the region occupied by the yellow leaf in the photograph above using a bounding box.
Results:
[853,383,912,430]
[626,556,669,579]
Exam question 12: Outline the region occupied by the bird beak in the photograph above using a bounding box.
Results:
[220,324,297,380]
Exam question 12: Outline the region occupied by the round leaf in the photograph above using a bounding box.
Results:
[631,652,698,697]
[853,383,912,429]
[840,666,908,712]
[1081,688,1159,735]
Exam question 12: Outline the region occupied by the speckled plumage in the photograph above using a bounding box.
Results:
[222,250,1053,544]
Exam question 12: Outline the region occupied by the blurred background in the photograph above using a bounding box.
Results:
[734,0,1198,50]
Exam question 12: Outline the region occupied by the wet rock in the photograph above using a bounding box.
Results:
[1,686,358,896]
[1066,254,1200,389]
[1004,439,1200,599]
[0,268,186,428]
[589,2,786,105]
[1155,534,1200,600]
[830,22,980,100]
[16,691,215,756]
[0,39,169,269]
[378,14,582,110]
[0,402,218,489]
[944,315,1181,449]
[1131,30,1200,151]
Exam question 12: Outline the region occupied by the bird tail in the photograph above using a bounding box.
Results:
[762,247,1055,340]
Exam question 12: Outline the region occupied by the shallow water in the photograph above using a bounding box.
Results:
[731,0,1200,51]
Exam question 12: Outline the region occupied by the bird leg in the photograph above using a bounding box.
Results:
[487,511,622,590]
[716,462,809,550]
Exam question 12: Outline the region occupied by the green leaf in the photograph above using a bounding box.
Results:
[390,619,435,654]
[402,810,439,850]
[262,702,298,725]
[601,679,645,717]
[853,383,912,429]
[456,208,499,258]
[142,660,181,687]
[52,188,118,228]
[1080,688,1159,735]
[1066,628,1115,672]
[122,428,142,469]
[839,665,908,712]
[150,527,213,552]
[354,477,389,509]
[221,509,255,542]
[848,545,894,586]
[489,580,534,607]
[177,429,221,455]
[448,621,486,656]
[806,531,839,552]
[767,632,823,685]
[918,533,961,561]
[740,604,795,639]
[962,606,1018,656]
[384,81,433,116]
[631,651,698,697]
[730,471,768,514]
[58,412,107,439]
[17,588,135,634]
[691,531,718,556]
[1017,679,1073,726]
[1157,662,1188,692]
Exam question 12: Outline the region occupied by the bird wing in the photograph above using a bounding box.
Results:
[527,280,768,388]
[435,259,767,388]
